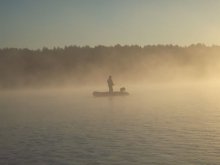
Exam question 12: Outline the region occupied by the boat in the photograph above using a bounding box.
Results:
[93,91,129,97]
[93,87,129,97]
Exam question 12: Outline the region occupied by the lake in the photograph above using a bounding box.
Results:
[0,84,220,165]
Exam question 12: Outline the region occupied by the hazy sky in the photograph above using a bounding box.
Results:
[1,0,220,49]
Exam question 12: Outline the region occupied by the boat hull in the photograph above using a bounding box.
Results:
[93,91,129,97]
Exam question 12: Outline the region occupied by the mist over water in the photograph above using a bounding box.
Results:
[1,83,220,164]
[1,45,220,88]
[1,44,220,164]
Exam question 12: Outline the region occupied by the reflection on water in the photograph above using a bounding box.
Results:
[0,85,220,164]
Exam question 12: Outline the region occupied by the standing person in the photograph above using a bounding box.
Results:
[107,75,114,93]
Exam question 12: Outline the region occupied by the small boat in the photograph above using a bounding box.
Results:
[93,87,129,97]
[93,91,129,97]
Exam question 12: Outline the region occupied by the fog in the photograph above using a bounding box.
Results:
[0,44,220,90]
[1,45,220,164]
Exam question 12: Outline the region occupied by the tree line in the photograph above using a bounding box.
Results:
[0,44,220,88]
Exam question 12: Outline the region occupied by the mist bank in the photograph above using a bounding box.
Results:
[0,44,220,89]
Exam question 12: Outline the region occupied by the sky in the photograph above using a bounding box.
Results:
[1,0,220,49]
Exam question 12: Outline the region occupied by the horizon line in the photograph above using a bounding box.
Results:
[1,43,220,50]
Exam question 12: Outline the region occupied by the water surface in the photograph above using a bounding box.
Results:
[0,85,220,165]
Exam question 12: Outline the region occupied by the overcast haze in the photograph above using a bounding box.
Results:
[1,0,220,49]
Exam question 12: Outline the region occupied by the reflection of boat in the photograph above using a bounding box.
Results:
[93,91,129,97]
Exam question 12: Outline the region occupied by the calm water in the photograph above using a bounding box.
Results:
[1,85,220,165]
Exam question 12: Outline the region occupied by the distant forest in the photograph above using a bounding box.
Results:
[0,44,220,88]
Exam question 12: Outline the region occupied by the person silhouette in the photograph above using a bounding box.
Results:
[107,75,114,93]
